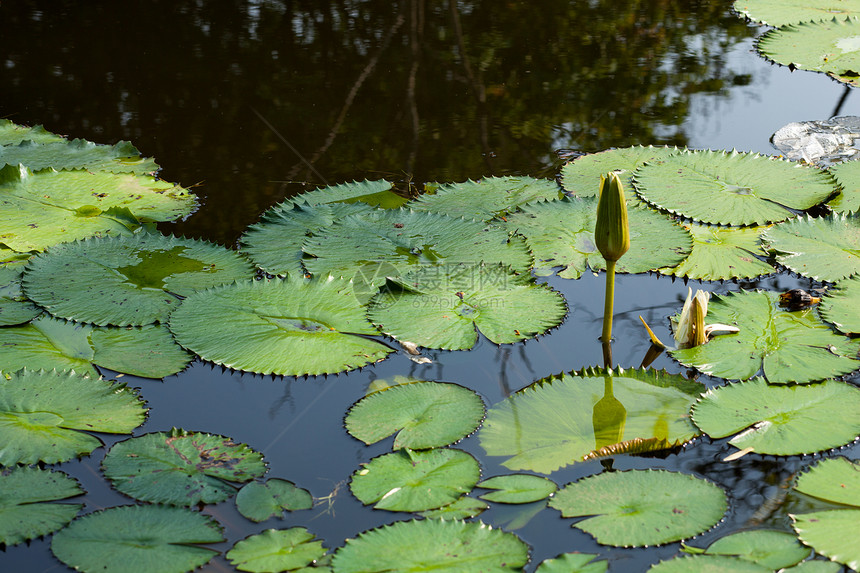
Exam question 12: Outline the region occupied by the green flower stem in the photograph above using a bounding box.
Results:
[602,259,617,343]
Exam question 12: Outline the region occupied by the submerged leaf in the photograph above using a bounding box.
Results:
[227,528,328,573]
[236,479,313,522]
[764,213,860,282]
[0,466,83,547]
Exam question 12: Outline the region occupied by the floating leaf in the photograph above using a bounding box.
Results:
[704,530,811,569]
[239,201,373,278]
[51,505,223,573]
[369,263,566,350]
[410,176,563,221]
[349,448,480,512]
[479,367,702,474]
[303,208,532,286]
[168,277,393,376]
[827,156,860,212]
[23,232,254,326]
[764,213,860,282]
[560,145,682,199]
[0,266,41,326]
[795,457,860,507]
[0,466,83,547]
[733,0,860,26]
[102,429,267,506]
[292,179,405,209]
[647,555,771,572]
[820,276,860,334]
[792,510,860,572]
[330,519,529,573]
[418,496,489,520]
[0,120,65,145]
[0,164,196,251]
[236,479,313,523]
[0,314,192,378]
[661,223,774,280]
[226,528,327,573]
[477,474,557,504]
[345,381,485,450]
[535,553,608,573]
[670,290,860,384]
[691,378,860,455]
[633,150,836,226]
[0,369,147,465]
[781,562,844,573]
[758,17,860,87]
[0,139,159,174]
[549,470,727,547]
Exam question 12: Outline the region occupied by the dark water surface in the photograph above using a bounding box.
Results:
[2,1,860,572]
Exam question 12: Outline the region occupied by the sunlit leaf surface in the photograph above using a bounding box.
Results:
[561,145,682,199]
[828,158,860,213]
[661,223,774,280]
[226,528,327,573]
[704,529,810,569]
[792,510,860,572]
[0,139,159,174]
[764,213,860,282]
[236,479,313,523]
[0,467,83,547]
[795,457,860,507]
[0,119,65,145]
[733,0,860,26]
[535,552,608,573]
[549,470,727,547]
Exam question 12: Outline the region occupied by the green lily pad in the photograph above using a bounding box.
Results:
[0,466,83,547]
[0,266,41,326]
[795,457,860,507]
[168,277,393,376]
[757,17,860,87]
[291,179,406,209]
[0,314,192,378]
[369,262,566,350]
[345,381,485,450]
[792,510,860,572]
[349,448,480,512]
[691,378,860,455]
[303,208,533,286]
[820,276,860,334]
[535,553,608,573]
[236,479,313,523]
[560,145,682,199]
[417,496,489,520]
[764,213,860,282]
[0,369,147,465]
[633,150,837,226]
[240,201,373,278]
[704,530,811,569]
[0,120,65,145]
[102,429,267,506]
[782,562,844,573]
[648,555,771,572]
[226,528,328,573]
[330,518,529,573]
[51,504,224,573]
[733,0,860,26]
[0,164,196,252]
[479,367,702,474]
[0,139,159,174]
[477,474,557,504]
[670,290,860,384]
[827,158,860,213]
[661,223,775,280]
[549,470,727,547]
[410,176,563,221]
[23,232,255,326]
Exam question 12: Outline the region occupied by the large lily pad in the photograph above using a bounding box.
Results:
[349,448,481,512]
[633,150,837,226]
[369,263,566,350]
[303,208,532,285]
[0,369,147,465]
[23,232,255,326]
[235,479,313,523]
[795,457,860,507]
[0,164,196,252]
[0,314,192,378]
[764,213,860,282]
[820,276,860,334]
[733,0,860,26]
[410,176,563,221]
[560,145,682,199]
[670,290,860,384]
[0,139,159,174]
[549,470,727,547]
[345,381,485,450]
[168,277,394,376]
[330,519,529,573]
[661,223,775,280]
[51,505,224,573]
[691,378,860,455]
[226,528,328,573]
[0,266,41,326]
[757,17,860,87]
[792,510,860,572]
[704,529,811,569]
[0,466,83,547]
[102,429,267,506]
[0,120,65,145]
[827,158,860,212]
[479,367,702,474]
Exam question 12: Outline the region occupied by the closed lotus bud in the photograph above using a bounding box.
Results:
[595,172,630,263]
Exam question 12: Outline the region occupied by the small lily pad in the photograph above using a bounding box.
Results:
[168,277,394,376]
[691,378,860,455]
[764,213,860,282]
[704,530,811,569]
[226,528,327,573]
[102,429,267,506]
[661,223,775,280]
[236,479,313,522]
[820,276,860,334]
[549,470,727,547]
[330,519,529,573]
[0,369,147,465]
[477,474,557,504]
[535,553,608,573]
[345,381,485,450]
[23,232,255,326]
[349,448,480,512]
[0,466,83,547]
[51,505,224,573]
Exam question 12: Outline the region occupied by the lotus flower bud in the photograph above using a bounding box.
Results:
[595,172,630,263]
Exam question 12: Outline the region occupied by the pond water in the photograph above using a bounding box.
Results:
[2,2,860,572]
